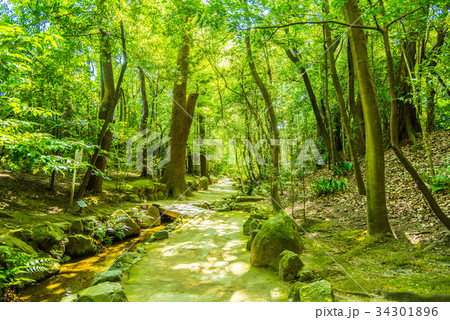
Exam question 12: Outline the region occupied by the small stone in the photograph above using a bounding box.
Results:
[91,269,122,286]
[77,282,128,302]
[151,230,169,241]
[243,218,255,235]
[299,280,334,302]
[297,268,315,282]
[60,294,78,302]
[278,250,304,282]
[289,281,307,302]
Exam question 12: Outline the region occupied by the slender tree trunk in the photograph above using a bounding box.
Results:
[199,114,209,179]
[325,1,366,195]
[322,35,339,166]
[348,39,365,155]
[161,32,198,198]
[343,0,392,235]
[138,66,149,177]
[245,34,282,212]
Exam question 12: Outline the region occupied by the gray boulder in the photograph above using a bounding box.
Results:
[278,250,304,282]
[77,282,128,302]
[299,280,334,302]
[250,214,303,269]
[65,235,98,257]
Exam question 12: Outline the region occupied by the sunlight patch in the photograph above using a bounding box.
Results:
[227,262,250,275]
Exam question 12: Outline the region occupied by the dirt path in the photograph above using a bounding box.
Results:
[122,181,289,302]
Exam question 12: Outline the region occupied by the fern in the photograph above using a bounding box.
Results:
[333,161,353,176]
[312,178,348,195]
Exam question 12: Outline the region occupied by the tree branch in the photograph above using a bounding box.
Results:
[250,20,379,32]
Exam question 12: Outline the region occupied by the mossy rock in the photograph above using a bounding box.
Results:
[299,280,334,302]
[232,202,258,212]
[91,269,122,286]
[32,222,66,252]
[250,214,303,269]
[19,260,61,282]
[278,250,304,282]
[54,222,71,233]
[150,230,169,241]
[65,235,98,257]
[289,281,307,302]
[156,191,164,200]
[243,218,255,235]
[10,229,34,242]
[69,219,84,235]
[110,210,141,237]
[199,176,209,190]
[246,229,259,251]
[297,268,316,282]
[77,282,128,302]
[249,219,263,234]
[0,236,36,255]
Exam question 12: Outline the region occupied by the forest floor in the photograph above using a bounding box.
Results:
[0,130,449,301]
[285,130,450,300]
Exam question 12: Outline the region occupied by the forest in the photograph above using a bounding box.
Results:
[0,0,449,303]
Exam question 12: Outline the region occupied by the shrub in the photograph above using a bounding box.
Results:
[333,161,353,176]
[424,162,450,193]
[312,178,348,195]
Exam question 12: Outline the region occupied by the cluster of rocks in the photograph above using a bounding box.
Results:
[242,211,334,302]
[0,202,167,291]
[61,224,175,302]
[134,182,168,201]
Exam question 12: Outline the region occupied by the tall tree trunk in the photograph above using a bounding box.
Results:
[396,41,421,144]
[77,20,127,199]
[161,32,198,198]
[322,35,339,166]
[343,0,392,235]
[245,34,282,212]
[348,39,365,155]
[87,28,116,193]
[199,113,209,179]
[378,0,450,231]
[325,1,366,195]
[138,66,149,177]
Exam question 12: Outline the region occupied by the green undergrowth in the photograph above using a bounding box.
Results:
[300,218,450,300]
